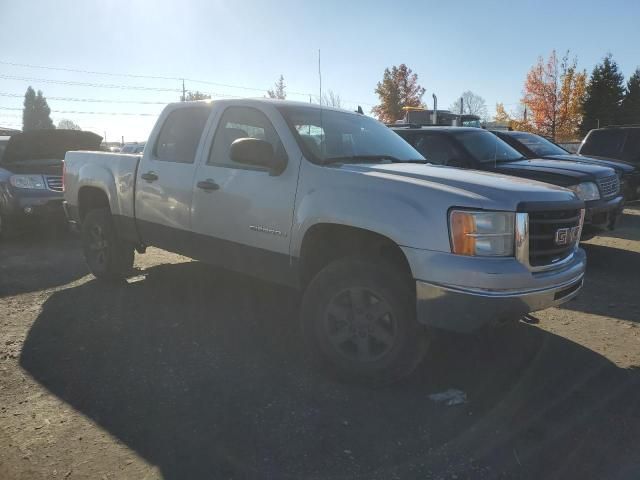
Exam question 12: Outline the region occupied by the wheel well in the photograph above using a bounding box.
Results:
[299,224,413,287]
[78,187,110,221]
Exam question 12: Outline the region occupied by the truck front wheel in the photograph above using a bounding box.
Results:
[301,258,428,385]
[81,209,134,280]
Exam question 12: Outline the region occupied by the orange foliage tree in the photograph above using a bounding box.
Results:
[522,51,586,141]
[372,64,425,123]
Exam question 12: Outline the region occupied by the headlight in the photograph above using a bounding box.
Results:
[449,210,515,256]
[568,182,600,201]
[10,174,46,190]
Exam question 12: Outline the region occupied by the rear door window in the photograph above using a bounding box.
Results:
[154,107,211,164]
[580,129,627,158]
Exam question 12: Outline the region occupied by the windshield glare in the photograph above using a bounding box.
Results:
[453,130,524,162]
[511,132,567,156]
[277,106,424,163]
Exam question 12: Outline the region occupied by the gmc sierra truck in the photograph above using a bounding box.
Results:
[64,99,586,383]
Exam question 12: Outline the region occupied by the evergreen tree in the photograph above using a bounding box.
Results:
[23,86,55,131]
[620,68,640,125]
[580,54,625,134]
[266,75,286,100]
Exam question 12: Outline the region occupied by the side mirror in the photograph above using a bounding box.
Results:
[229,138,286,175]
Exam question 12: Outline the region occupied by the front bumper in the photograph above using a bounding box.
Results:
[0,189,65,224]
[584,195,624,231]
[403,246,586,333]
[416,273,583,333]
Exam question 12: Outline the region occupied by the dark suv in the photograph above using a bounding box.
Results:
[491,130,640,201]
[579,126,640,165]
[393,127,624,238]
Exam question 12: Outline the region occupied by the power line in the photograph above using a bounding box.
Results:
[0,106,157,116]
[0,91,218,104]
[0,59,375,106]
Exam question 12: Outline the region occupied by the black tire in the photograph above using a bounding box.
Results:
[301,257,428,385]
[81,209,134,280]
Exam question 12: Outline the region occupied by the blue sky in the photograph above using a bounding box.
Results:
[1,0,639,141]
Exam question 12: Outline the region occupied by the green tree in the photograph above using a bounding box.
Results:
[181,90,211,102]
[266,75,286,100]
[372,64,425,123]
[23,86,55,131]
[620,68,640,125]
[580,54,626,134]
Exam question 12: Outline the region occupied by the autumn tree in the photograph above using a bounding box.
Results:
[267,75,286,100]
[493,103,511,124]
[181,90,211,102]
[372,64,425,123]
[450,91,488,120]
[57,119,81,130]
[23,86,55,131]
[522,50,586,141]
[620,68,640,125]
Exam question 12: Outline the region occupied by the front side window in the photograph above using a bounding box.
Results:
[277,105,423,163]
[509,132,567,156]
[154,107,211,163]
[453,130,524,163]
[208,106,283,168]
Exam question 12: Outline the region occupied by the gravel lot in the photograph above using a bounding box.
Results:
[1,206,639,480]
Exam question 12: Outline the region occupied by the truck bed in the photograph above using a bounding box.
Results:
[64,150,141,221]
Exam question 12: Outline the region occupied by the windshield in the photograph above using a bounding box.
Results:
[453,130,524,163]
[509,132,567,156]
[277,105,424,163]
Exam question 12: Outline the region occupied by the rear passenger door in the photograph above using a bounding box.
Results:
[135,105,211,254]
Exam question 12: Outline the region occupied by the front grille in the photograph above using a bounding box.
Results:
[597,175,619,198]
[528,208,581,267]
[45,175,63,192]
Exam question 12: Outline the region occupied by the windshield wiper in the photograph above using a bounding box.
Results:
[323,155,426,165]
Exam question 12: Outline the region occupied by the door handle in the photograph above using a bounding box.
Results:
[141,171,159,182]
[197,179,220,191]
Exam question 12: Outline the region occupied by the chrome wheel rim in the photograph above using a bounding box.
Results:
[88,224,109,266]
[324,287,397,362]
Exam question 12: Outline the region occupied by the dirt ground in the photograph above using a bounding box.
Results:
[1,206,639,480]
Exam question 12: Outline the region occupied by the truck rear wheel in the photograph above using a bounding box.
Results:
[301,258,428,385]
[81,209,134,280]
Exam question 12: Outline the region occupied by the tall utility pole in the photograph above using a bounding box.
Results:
[182,79,186,102]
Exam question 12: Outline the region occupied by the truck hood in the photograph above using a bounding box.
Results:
[0,130,102,165]
[337,162,579,209]
[541,153,636,175]
[492,158,614,186]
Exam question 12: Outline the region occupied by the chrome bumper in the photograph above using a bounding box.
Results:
[416,273,584,333]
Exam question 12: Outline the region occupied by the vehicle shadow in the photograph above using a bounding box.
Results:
[0,232,88,298]
[20,262,640,479]
[562,242,640,323]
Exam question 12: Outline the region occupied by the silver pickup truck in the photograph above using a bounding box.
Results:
[64,99,586,383]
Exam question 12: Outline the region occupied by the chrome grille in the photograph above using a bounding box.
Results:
[597,175,619,198]
[45,175,63,192]
[528,208,582,267]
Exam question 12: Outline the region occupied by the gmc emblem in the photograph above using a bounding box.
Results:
[555,226,581,246]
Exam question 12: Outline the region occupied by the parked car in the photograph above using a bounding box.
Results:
[0,129,102,238]
[64,99,586,383]
[120,142,145,154]
[393,126,623,238]
[491,130,640,201]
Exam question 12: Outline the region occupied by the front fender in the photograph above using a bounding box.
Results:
[290,184,451,257]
